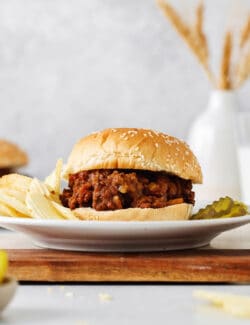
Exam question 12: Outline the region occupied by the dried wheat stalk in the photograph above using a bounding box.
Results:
[156,0,190,43]
[194,2,208,61]
[236,50,250,87]
[157,0,250,90]
[235,15,250,87]
[218,31,232,89]
[240,15,250,48]
[156,0,214,84]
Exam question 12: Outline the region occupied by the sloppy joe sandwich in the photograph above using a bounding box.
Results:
[0,140,28,177]
[60,128,202,221]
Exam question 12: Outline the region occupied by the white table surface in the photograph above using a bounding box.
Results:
[1,284,250,325]
[1,226,250,325]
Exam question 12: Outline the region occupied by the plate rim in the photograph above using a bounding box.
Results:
[0,214,250,228]
[1,215,250,252]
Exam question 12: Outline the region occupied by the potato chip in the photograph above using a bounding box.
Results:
[0,188,26,203]
[44,159,63,195]
[26,192,62,219]
[0,202,27,217]
[0,191,30,216]
[33,177,61,203]
[51,201,78,220]
[30,178,51,196]
[193,290,250,318]
[26,179,64,219]
[0,173,32,192]
[0,167,79,221]
[0,174,31,217]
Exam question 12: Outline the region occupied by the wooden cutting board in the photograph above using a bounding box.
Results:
[1,232,250,283]
[5,248,250,283]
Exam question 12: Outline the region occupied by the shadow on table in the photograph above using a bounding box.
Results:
[1,307,63,324]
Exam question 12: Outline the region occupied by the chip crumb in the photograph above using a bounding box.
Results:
[47,287,53,294]
[98,292,113,302]
[193,290,250,318]
[75,321,89,325]
[65,291,74,298]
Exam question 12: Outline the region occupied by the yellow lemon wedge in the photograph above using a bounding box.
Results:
[0,250,8,283]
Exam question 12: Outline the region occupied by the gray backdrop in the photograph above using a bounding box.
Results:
[0,0,249,178]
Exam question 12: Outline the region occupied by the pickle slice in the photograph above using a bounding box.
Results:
[191,197,248,220]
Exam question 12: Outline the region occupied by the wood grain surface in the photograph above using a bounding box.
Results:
[6,249,250,283]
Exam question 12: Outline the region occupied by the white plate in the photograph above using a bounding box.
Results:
[0,215,250,252]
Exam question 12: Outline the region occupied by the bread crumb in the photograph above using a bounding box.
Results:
[98,292,113,302]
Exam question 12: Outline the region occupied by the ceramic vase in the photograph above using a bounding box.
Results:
[187,90,241,201]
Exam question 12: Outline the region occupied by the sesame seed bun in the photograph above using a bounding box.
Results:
[64,128,202,184]
[73,203,193,221]
[0,140,28,169]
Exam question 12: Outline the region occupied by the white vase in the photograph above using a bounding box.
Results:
[187,90,241,201]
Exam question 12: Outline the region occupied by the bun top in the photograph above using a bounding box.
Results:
[0,140,28,169]
[64,128,202,183]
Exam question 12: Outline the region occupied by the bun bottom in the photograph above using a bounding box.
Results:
[73,203,193,221]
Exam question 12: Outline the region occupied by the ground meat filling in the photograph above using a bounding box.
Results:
[60,169,195,211]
